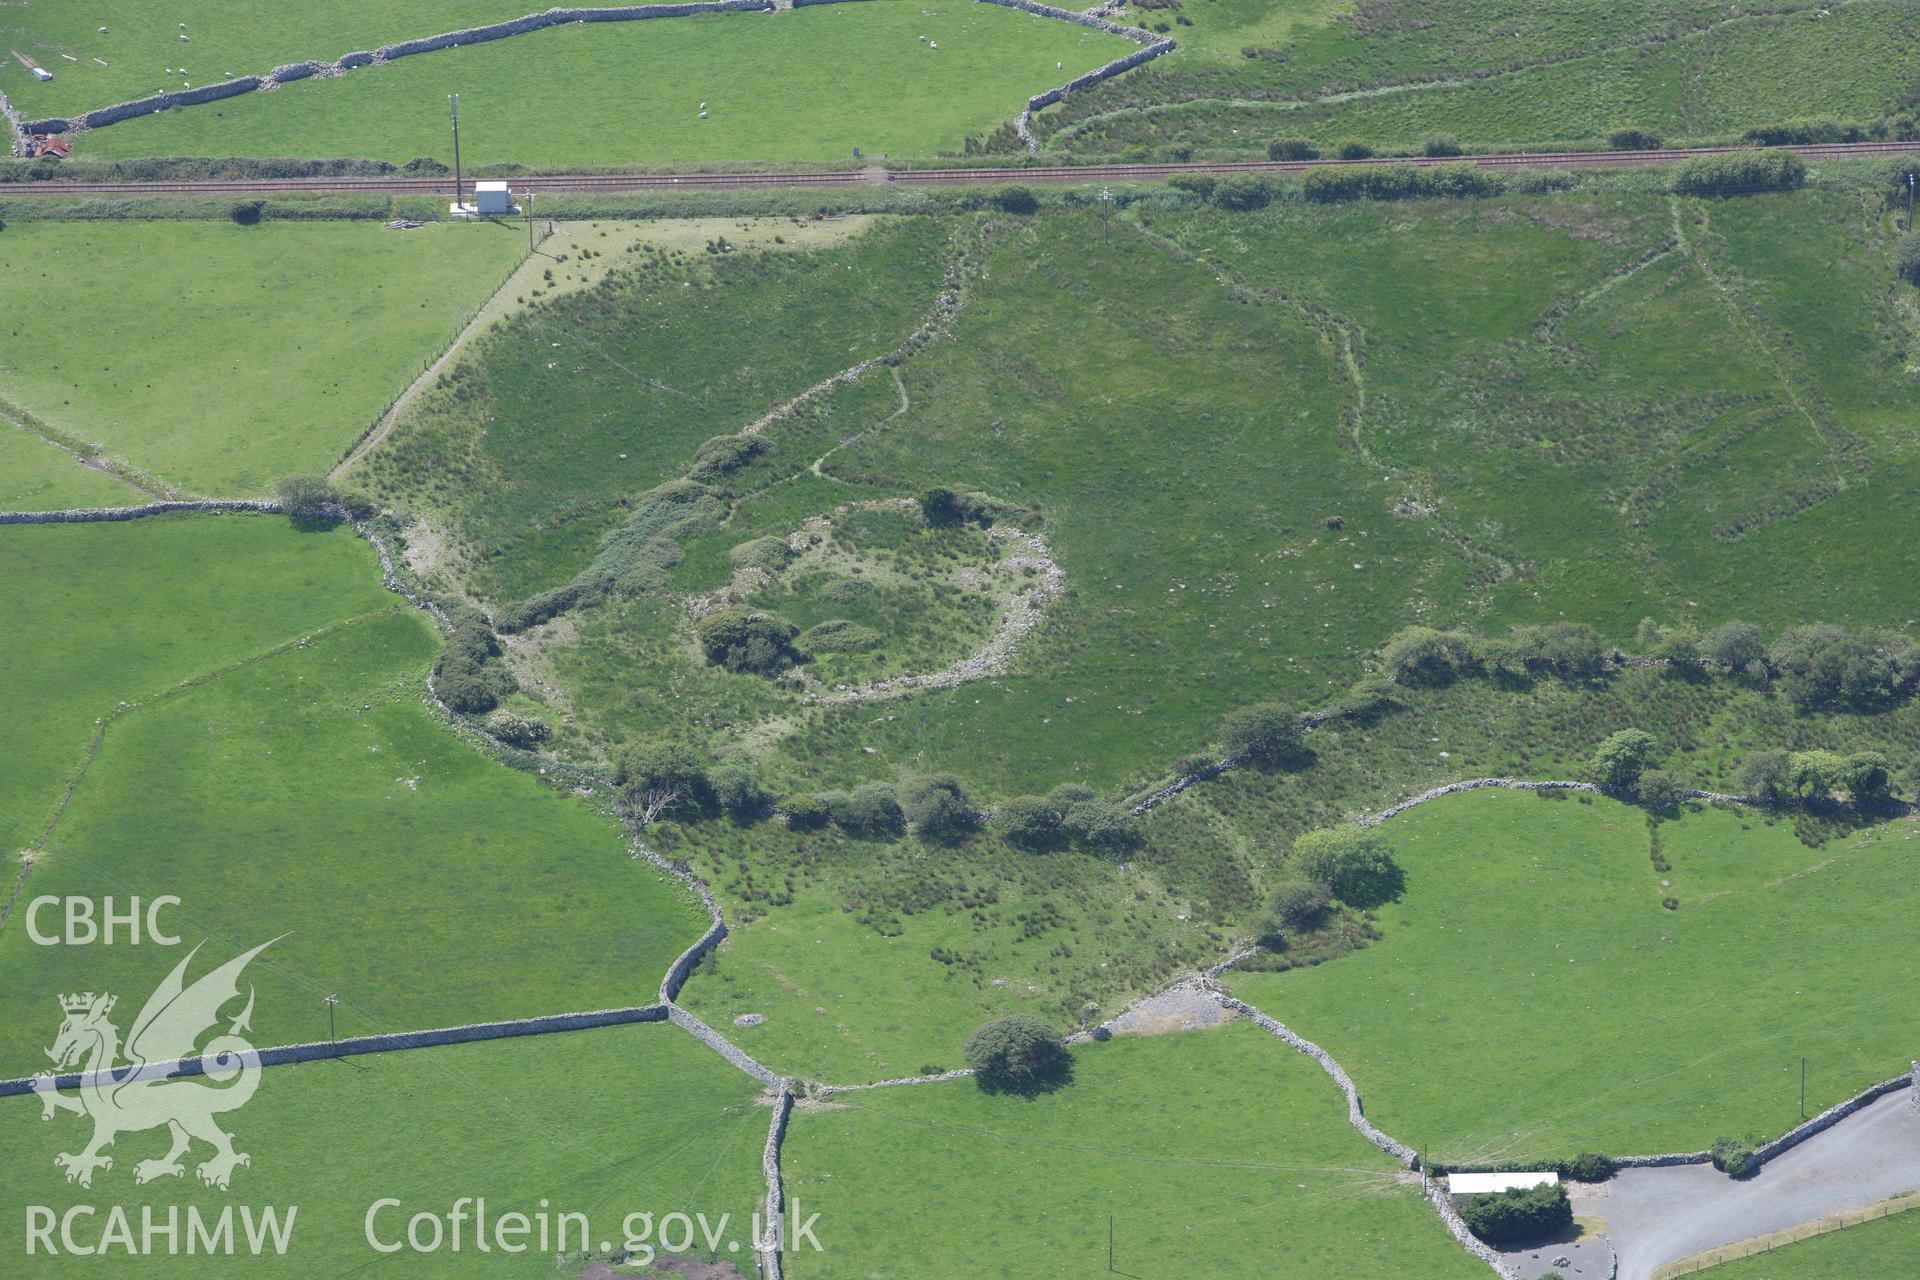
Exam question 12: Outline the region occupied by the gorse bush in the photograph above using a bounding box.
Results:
[1211,174,1275,211]
[433,611,517,715]
[483,709,551,748]
[1219,702,1302,761]
[729,535,795,572]
[1608,127,1663,151]
[1381,626,1474,686]
[1710,1137,1757,1178]
[901,774,976,842]
[1267,137,1316,161]
[710,762,772,817]
[831,782,905,836]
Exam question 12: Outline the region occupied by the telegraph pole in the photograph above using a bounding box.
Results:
[526,190,535,253]
[1801,1057,1807,1119]
[449,93,463,213]
[323,992,340,1054]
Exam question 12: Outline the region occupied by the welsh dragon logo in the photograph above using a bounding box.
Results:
[31,939,277,1191]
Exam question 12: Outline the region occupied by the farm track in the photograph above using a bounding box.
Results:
[9,141,1920,198]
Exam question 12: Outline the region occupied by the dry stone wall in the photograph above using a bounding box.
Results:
[974,0,1173,151]
[0,1003,668,1098]
[0,499,280,525]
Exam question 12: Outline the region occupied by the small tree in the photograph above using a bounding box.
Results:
[997,794,1063,849]
[618,742,710,824]
[1739,749,1790,801]
[963,1015,1068,1093]
[1261,878,1331,941]
[274,474,339,523]
[1290,826,1403,909]
[710,763,772,818]
[779,793,829,829]
[1786,749,1845,802]
[1703,619,1765,670]
[902,774,976,842]
[833,782,904,836]
[1837,751,1891,805]
[1219,702,1302,761]
[1635,768,1683,813]
[1592,729,1659,790]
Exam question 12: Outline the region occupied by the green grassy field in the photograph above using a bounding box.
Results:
[0,1022,769,1276]
[1698,1204,1920,1278]
[0,0,646,119]
[781,1022,1486,1278]
[0,603,706,1078]
[73,3,1132,167]
[0,424,144,510]
[1038,0,1919,156]
[1227,788,1920,1163]
[0,516,393,856]
[0,219,524,495]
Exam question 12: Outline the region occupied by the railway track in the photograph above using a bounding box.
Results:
[8,140,1920,198]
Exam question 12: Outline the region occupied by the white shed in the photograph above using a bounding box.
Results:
[473,181,512,214]
[1447,1171,1559,1195]
[32,66,55,82]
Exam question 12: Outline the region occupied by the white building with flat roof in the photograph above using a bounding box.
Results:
[1447,1171,1559,1195]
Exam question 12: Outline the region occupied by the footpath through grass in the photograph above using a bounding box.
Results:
[75,3,1133,167]
[0,606,706,1078]
[0,219,524,496]
[783,1022,1486,1279]
[1227,788,1920,1163]
[0,1023,769,1276]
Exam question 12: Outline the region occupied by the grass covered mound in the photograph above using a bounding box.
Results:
[1227,788,1920,1163]
[0,1023,768,1276]
[360,217,949,601]
[781,1022,1487,1279]
[72,4,1135,166]
[0,219,524,496]
[0,517,392,853]
[0,605,706,1077]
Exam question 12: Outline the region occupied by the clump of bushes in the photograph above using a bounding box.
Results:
[1563,1152,1615,1182]
[1897,233,1920,288]
[1455,1183,1572,1244]
[433,610,518,715]
[1768,624,1920,712]
[1608,127,1663,151]
[1741,117,1855,146]
[1739,747,1896,806]
[1267,137,1316,161]
[963,1015,1069,1093]
[901,774,976,842]
[1381,626,1475,686]
[1421,133,1463,157]
[992,184,1039,215]
[778,792,830,829]
[484,708,551,748]
[1710,1137,1757,1179]
[1334,139,1374,160]
[829,782,904,836]
[1303,163,1502,203]
[1671,150,1805,197]
[694,608,802,675]
[995,783,1137,852]
[1288,825,1404,909]
[1211,174,1275,211]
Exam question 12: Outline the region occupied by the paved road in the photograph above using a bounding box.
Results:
[1573,1093,1920,1280]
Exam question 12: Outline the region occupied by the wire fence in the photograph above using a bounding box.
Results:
[1653,1191,1920,1277]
